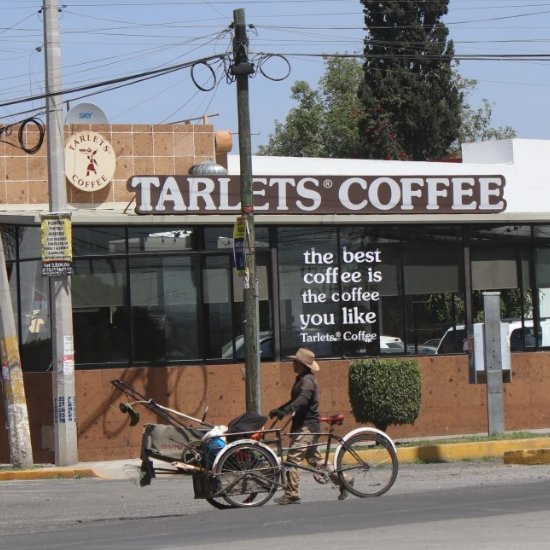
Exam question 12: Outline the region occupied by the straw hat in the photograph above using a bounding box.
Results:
[288,347,320,372]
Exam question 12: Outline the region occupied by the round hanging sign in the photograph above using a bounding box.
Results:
[65,131,116,192]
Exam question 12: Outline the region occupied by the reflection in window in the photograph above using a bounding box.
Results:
[402,226,464,354]
[204,255,233,359]
[73,227,126,256]
[470,225,532,323]
[204,226,270,252]
[534,226,550,348]
[73,258,129,364]
[129,256,199,361]
[17,260,52,371]
[14,226,40,260]
[229,249,274,361]
[127,226,197,253]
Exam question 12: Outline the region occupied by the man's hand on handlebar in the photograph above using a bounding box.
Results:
[269,408,286,420]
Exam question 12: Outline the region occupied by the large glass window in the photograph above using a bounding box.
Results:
[203,226,273,361]
[7,221,550,370]
[339,227,403,356]
[402,226,464,354]
[73,258,128,364]
[73,227,126,256]
[469,225,534,351]
[129,255,199,362]
[533,226,550,348]
[16,226,41,260]
[128,226,197,253]
[17,260,52,371]
[204,254,233,359]
[278,227,339,358]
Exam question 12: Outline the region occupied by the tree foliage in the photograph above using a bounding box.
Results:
[358,0,462,160]
[258,42,514,159]
[257,57,363,158]
[447,76,516,157]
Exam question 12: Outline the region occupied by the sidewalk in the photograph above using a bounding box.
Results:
[2,433,550,481]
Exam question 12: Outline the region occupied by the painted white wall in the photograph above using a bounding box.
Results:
[228,139,550,218]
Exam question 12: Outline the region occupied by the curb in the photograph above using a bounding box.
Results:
[0,468,99,481]
[2,437,550,480]
[504,448,550,465]
[396,437,550,463]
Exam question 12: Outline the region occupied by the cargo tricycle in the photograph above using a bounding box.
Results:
[112,379,398,509]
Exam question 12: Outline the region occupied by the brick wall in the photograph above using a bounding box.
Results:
[2,353,550,463]
[0,123,228,206]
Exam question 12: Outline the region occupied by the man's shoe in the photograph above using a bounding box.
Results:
[274,495,301,505]
[338,478,354,501]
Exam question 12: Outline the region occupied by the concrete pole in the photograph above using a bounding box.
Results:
[483,291,505,435]
[43,0,78,465]
[0,233,34,467]
[232,9,261,414]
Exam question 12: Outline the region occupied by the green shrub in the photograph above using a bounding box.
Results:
[348,358,422,432]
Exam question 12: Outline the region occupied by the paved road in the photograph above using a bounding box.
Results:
[1,460,550,549]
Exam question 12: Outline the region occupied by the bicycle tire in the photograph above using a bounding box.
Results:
[212,441,280,508]
[205,496,234,509]
[335,431,398,497]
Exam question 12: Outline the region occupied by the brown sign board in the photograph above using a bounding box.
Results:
[127,175,507,215]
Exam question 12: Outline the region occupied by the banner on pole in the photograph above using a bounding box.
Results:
[41,213,72,276]
[233,216,246,277]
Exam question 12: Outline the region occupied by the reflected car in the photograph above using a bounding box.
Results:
[380,335,405,354]
[221,331,274,360]
[417,338,441,354]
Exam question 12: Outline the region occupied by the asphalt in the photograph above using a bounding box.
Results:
[2,433,550,480]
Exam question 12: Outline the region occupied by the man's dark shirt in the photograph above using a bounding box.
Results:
[281,371,320,432]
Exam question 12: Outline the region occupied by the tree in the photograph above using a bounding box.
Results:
[257,57,363,158]
[259,61,513,160]
[256,81,324,157]
[448,76,516,157]
[358,0,462,160]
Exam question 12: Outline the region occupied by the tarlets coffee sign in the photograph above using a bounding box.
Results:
[65,131,116,192]
[128,174,507,215]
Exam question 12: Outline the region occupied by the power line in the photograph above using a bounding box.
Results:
[0,54,227,110]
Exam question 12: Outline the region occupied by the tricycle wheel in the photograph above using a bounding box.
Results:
[212,441,280,508]
[205,497,234,509]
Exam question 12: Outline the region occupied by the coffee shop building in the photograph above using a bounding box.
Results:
[1,122,550,462]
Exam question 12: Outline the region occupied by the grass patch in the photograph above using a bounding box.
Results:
[0,463,48,471]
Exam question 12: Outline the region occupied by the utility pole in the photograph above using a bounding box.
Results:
[0,233,33,468]
[43,0,78,465]
[231,9,261,414]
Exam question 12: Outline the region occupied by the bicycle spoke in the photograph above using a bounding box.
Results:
[335,432,398,497]
[212,442,280,508]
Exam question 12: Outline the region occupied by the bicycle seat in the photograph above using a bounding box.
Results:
[319,414,344,426]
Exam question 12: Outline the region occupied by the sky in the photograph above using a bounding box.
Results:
[1,0,550,154]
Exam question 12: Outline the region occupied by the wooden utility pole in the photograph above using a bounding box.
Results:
[0,232,33,468]
[43,0,78,465]
[231,9,261,414]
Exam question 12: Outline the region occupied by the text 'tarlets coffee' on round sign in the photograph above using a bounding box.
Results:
[65,131,116,192]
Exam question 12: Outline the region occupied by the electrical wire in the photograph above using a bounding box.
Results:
[0,54,228,110]
[0,116,45,154]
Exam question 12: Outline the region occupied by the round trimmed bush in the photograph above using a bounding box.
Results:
[348,358,422,432]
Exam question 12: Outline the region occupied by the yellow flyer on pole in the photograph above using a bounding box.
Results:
[233,216,246,276]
